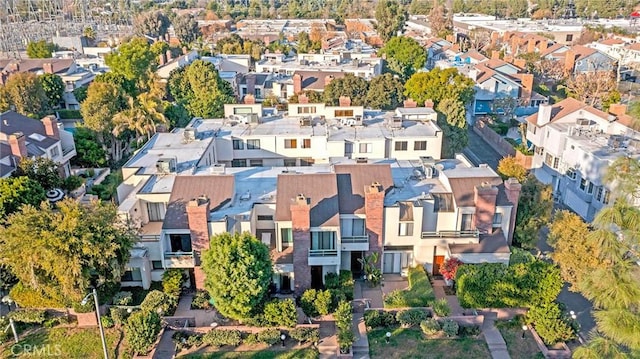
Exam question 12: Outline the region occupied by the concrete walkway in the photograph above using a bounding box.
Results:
[482,311,511,359]
[318,318,338,359]
[432,280,464,316]
[173,294,217,327]
[352,281,371,359]
[153,329,176,359]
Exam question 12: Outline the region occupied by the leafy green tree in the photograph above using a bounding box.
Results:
[149,41,170,57]
[14,157,62,190]
[83,26,96,42]
[288,90,324,104]
[94,72,137,96]
[71,127,107,168]
[379,37,427,80]
[38,73,65,108]
[323,73,369,106]
[513,175,553,248]
[164,102,191,128]
[26,40,56,58]
[202,232,272,321]
[436,98,468,158]
[105,38,157,82]
[125,311,162,355]
[404,67,475,107]
[497,156,527,182]
[73,86,88,103]
[0,199,135,306]
[173,14,202,44]
[3,72,48,117]
[374,0,405,43]
[0,264,18,291]
[625,101,640,131]
[365,73,404,110]
[113,91,168,144]
[0,176,46,219]
[133,11,170,39]
[296,31,320,53]
[428,1,452,38]
[603,156,640,201]
[168,60,236,118]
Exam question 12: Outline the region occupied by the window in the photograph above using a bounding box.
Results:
[341,218,366,237]
[169,234,192,252]
[579,178,594,194]
[283,158,297,167]
[461,214,474,231]
[147,202,166,222]
[121,268,142,282]
[247,139,260,149]
[334,109,354,117]
[398,222,414,236]
[257,215,273,221]
[566,168,577,180]
[231,159,247,167]
[553,157,559,169]
[566,34,573,42]
[433,193,454,212]
[345,142,353,154]
[152,261,163,270]
[249,159,263,167]
[281,228,293,246]
[284,139,297,148]
[528,123,537,135]
[311,231,336,250]
[50,146,60,158]
[233,139,244,150]
[395,141,408,151]
[234,107,253,115]
[535,146,544,155]
[297,106,317,114]
[359,143,372,153]
[414,141,427,151]
[545,153,558,168]
[493,213,503,227]
[300,158,314,166]
[302,139,311,148]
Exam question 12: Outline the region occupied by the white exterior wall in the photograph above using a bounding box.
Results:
[388,136,442,160]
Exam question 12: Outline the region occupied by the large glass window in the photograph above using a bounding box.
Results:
[359,143,372,153]
[414,141,427,150]
[341,218,365,237]
[231,159,247,167]
[147,202,166,222]
[335,109,354,117]
[395,141,408,151]
[169,234,192,252]
[302,139,311,148]
[247,139,260,149]
[233,139,244,150]
[281,228,293,246]
[122,268,142,281]
[311,231,335,250]
[284,139,297,148]
[461,214,474,231]
[398,222,414,236]
[297,106,317,114]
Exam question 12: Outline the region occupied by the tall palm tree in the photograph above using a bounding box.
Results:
[113,91,168,144]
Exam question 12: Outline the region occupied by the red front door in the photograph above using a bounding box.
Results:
[433,255,445,276]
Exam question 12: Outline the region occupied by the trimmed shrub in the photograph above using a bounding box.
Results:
[526,302,575,345]
[0,316,9,343]
[301,289,332,317]
[162,269,183,299]
[257,329,281,346]
[101,315,115,328]
[172,331,203,352]
[125,311,162,355]
[364,310,397,329]
[112,291,133,306]
[62,175,83,191]
[432,299,451,317]
[459,325,481,337]
[140,290,172,315]
[335,301,353,333]
[9,282,66,309]
[338,330,354,353]
[202,330,242,347]
[289,327,319,345]
[8,309,47,324]
[325,270,354,301]
[191,290,210,310]
[383,266,434,308]
[420,319,441,336]
[396,309,429,327]
[442,319,459,337]
[263,299,297,328]
[110,307,130,326]
[243,333,259,345]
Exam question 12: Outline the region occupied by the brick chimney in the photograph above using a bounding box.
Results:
[158,53,166,66]
[263,36,271,46]
[42,62,54,74]
[293,73,302,94]
[491,51,500,60]
[182,46,188,55]
[513,58,526,69]
[246,73,256,98]
[42,116,60,140]
[539,40,548,52]
[8,132,27,158]
[187,195,211,289]
[291,194,311,295]
[473,182,498,234]
[324,75,334,86]
[338,96,351,107]
[424,99,434,109]
[365,182,384,266]
[166,50,173,62]
[527,40,536,53]
[503,178,522,245]
[490,31,499,46]
[244,94,256,104]
[503,55,514,64]
[564,49,576,75]
[520,73,534,102]
[298,93,309,104]
[8,62,19,72]
[609,103,627,117]
[403,99,417,108]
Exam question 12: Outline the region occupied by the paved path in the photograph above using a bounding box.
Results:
[317,318,338,359]
[482,312,511,359]
[464,128,504,170]
[352,281,371,359]
[153,329,176,359]
[432,280,464,316]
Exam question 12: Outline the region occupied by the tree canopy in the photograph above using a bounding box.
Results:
[26,40,56,59]
[173,14,202,45]
[436,98,468,158]
[80,81,126,134]
[168,60,236,119]
[71,127,107,168]
[323,73,369,106]
[15,157,62,191]
[39,73,65,108]
[105,38,157,82]
[374,0,405,43]
[1,199,135,307]
[202,232,273,321]
[497,156,527,182]
[133,10,170,39]
[513,175,553,248]
[379,37,427,80]
[2,72,48,117]
[404,67,475,107]
[365,73,405,110]
[0,176,46,219]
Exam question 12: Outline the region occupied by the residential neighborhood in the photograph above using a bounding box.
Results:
[0,1,639,359]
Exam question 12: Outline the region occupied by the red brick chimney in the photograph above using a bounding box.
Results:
[182,46,188,55]
[491,51,500,60]
[187,196,211,289]
[520,74,534,102]
[503,178,522,245]
[365,182,384,267]
[244,94,256,104]
[263,36,271,46]
[9,132,28,159]
[513,58,526,69]
[293,73,302,94]
[42,116,60,140]
[424,99,434,109]
[8,62,19,72]
[527,40,536,53]
[166,50,173,62]
[403,99,417,108]
[564,49,576,75]
[324,75,334,86]
[473,182,498,235]
[158,53,166,66]
[338,96,351,107]
[298,93,309,104]
[609,103,627,116]
[291,194,311,295]
[42,62,54,74]
[539,40,548,52]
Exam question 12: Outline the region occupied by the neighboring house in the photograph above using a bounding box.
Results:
[526,98,640,221]
[156,50,200,81]
[562,45,617,74]
[540,43,570,61]
[0,111,76,178]
[424,38,457,69]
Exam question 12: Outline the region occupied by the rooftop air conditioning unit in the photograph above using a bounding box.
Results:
[248,113,260,125]
[390,116,402,129]
[156,158,176,174]
[356,157,368,164]
[300,117,312,126]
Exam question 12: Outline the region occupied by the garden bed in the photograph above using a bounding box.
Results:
[383,266,434,308]
[496,320,544,359]
[179,347,318,359]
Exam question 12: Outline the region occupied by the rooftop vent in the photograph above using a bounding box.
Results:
[184,127,197,142]
[156,158,177,174]
[210,163,225,174]
[356,157,368,164]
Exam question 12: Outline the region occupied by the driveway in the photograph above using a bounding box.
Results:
[463,128,503,170]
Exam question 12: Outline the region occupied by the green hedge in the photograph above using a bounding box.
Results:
[57,109,82,119]
[8,309,47,324]
[384,266,435,308]
[455,260,562,309]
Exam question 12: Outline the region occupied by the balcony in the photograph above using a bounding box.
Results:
[421,230,480,245]
[164,252,195,268]
[341,235,369,251]
[308,249,339,266]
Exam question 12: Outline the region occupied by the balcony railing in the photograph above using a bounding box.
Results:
[421,230,479,239]
[308,249,338,257]
[62,146,75,156]
[341,235,369,243]
[164,251,195,268]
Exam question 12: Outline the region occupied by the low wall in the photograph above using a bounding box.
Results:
[180,323,320,334]
[529,326,572,359]
[474,120,534,169]
[164,316,196,328]
[478,308,528,320]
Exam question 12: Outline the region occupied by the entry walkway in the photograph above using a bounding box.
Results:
[352,280,371,359]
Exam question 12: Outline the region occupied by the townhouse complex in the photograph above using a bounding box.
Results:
[116,103,521,293]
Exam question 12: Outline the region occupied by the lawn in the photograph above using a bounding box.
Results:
[368,328,491,359]
[179,347,318,359]
[1,327,131,358]
[384,266,435,308]
[496,321,544,359]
